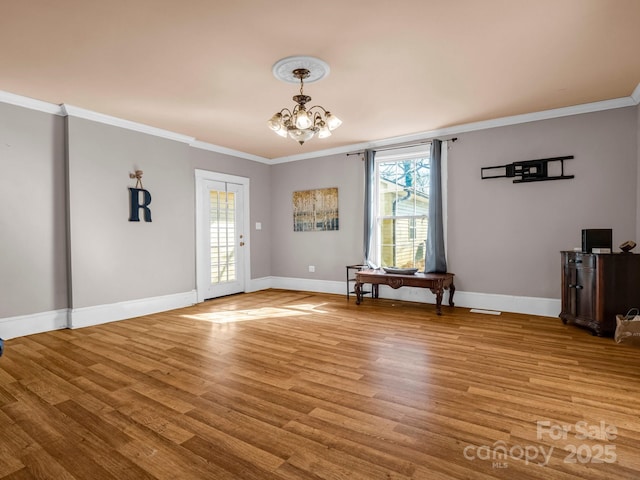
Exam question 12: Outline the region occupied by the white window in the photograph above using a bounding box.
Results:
[372,145,431,270]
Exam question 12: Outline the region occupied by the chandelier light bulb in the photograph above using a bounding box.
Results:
[317,122,332,139]
[295,108,312,129]
[274,125,288,137]
[325,112,342,131]
[267,113,283,131]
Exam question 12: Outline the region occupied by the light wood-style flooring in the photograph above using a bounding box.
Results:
[1,289,640,479]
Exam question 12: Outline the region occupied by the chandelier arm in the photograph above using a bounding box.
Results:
[307,105,329,114]
[268,63,339,143]
[311,111,324,126]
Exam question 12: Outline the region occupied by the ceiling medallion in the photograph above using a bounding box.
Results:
[267,56,342,145]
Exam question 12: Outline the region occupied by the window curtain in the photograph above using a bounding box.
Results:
[363,149,376,265]
[425,139,447,273]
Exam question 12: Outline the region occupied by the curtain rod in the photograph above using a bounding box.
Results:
[346,137,457,156]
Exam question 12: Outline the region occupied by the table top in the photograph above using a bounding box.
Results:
[356,269,454,279]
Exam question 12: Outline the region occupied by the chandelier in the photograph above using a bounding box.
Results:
[267,58,342,145]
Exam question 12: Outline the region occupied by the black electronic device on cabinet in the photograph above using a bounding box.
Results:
[582,229,612,253]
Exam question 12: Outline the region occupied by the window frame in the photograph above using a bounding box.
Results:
[371,144,432,269]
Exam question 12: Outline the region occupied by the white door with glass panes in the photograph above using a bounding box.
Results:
[199,178,246,300]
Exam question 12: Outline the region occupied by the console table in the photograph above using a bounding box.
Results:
[354,269,455,315]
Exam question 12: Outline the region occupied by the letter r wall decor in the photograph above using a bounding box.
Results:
[128,170,152,222]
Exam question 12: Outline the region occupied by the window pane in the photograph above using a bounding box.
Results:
[380,217,427,269]
[376,151,431,270]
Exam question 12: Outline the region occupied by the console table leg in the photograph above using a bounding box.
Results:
[449,283,456,307]
[432,288,444,315]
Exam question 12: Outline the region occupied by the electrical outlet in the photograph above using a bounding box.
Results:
[308,265,315,273]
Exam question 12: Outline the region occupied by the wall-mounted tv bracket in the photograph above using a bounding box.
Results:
[481,155,574,183]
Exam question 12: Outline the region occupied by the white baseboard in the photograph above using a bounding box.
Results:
[246,276,276,293]
[262,276,560,317]
[451,291,561,318]
[0,309,68,340]
[269,276,345,296]
[69,290,197,329]
[0,281,561,340]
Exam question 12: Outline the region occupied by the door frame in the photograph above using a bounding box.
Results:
[195,169,251,303]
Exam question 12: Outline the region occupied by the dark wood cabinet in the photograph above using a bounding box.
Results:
[560,251,640,336]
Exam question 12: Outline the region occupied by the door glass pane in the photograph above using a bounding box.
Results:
[210,189,237,284]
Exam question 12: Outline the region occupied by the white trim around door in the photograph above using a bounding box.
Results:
[195,169,251,303]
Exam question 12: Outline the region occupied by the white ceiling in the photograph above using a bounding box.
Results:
[1,0,639,161]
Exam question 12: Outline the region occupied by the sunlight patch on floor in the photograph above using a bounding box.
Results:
[284,302,330,314]
[181,306,313,324]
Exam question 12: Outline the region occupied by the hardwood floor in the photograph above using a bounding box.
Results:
[1,289,640,479]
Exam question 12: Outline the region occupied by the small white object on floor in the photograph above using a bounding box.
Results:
[469,309,502,315]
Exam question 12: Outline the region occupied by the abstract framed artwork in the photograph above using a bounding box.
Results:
[292,187,339,231]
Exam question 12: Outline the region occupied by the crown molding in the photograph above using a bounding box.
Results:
[631,82,640,105]
[190,140,271,164]
[2,81,639,164]
[61,104,195,144]
[270,90,640,163]
[0,90,272,160]
[0,90,64,115]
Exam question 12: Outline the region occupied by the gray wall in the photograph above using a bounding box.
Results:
[271,153,364,280]
[270,107,638,301]
[1,98,639,328]
[189,148,272,279]
[448,107,638,299]
[67,117,195,308]
[0,104,67,318]
[0,100,275,327]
